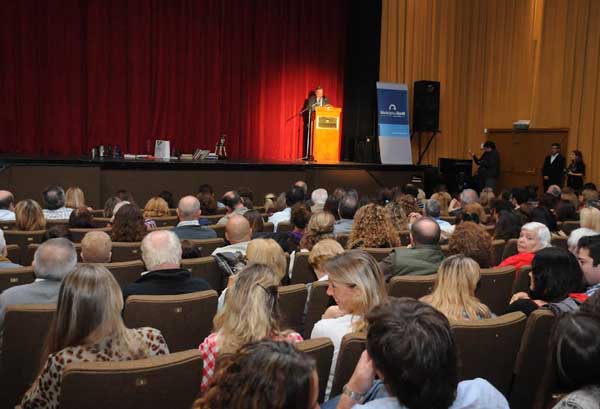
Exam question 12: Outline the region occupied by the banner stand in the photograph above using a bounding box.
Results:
[376,82,412,164]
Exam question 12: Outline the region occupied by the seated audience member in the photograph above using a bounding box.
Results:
[20,264,169,408]
[347,204,400,249]
[41,185,73,220]
[81,231,112,263]
[547,184,562,198]
[379,217,444,280]
[172,195,217,240]
[567,228,598,255]
[212,215,253,256]
[181,240,203,259]
[397,192,420,216]
[549,313,600,409]
[15,199,46,231]
[580,206,600,232]
[42,225,73,242]
[493,209,523,241]
[311,251,387,400]
[142,196,170,229]
[0,238,77,351]
[581,188,600,207]
[273,192,288,213]
[508,247,584,315]
[273,203,311,253]
[269,187,305,231]
[64,187,87,209]
[111,203,147,242]
[246,238,288,284]
[122,230,211,300]
[479,187,495,210]
[299,211,335,251]
[431,186,452,214]
[336,298,509,409]
[307,239,344,282]
[68,206,95,228]
[199,263,303,391]
[238,186,254,203]
[197,192,218,223]
[447,221,493,268]
[421,255,493,320]
[561,188,580,209]
[217,191,248,225]
[115,189,136,205]
[511,187,533,223]
[311,188,328,213]
[240,195,253,211]
[554,200,577,222]
[263,193,277,214]
[334,194,359,235]
[375,188,393,207]
[294,180,309,199]
[498,222,551,271]
[530,205,558,233]
[244,209,265,235]
[102,196,121,218]
[324,196,341,220]
[577,235,600,297]
[463,202,488,224]
[448,188,479,216]
[385,200,408,233]
[0,229,20,268]
[194,341,318,409]
[158,190,175,209]
[425,199,454,237]
[0,190,16,220]
[198,183,224,209]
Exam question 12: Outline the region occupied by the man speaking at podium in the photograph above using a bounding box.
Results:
[302,85,330,159]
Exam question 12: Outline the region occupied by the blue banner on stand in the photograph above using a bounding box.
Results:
[376,82,412,164]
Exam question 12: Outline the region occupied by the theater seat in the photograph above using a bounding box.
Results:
[278,284,308,334]
[181,256,224,292]
[451,311,527,396]
[186,237,225,257]
[151,216,179,227]
[111,242,143,262]
[550,235,568,250]
[304,281,331,339]
[296,338,334,403]
[513,265,532,295]
[290,252,317,285]
[124,290,218,353]
[1,304,56,409]
[475,266,516,315]
[363,247,393,261]
[501,238,518,262]
[399,230,411,246]
[102,260,146,287]
[0,266,35,293]
[491,239,506,265]
[387,274,436,299]
[5,244,21,265]
[210,224,225,238]
[330,332,367,398]
[69,227,111,243]
[559,221,580,236]
[277,221,293,233]
[59,349,203,409]
[3,230,46,266]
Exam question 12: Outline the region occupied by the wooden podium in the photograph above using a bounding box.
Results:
[312,106,342,162]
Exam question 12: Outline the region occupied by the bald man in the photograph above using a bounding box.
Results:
[172,195,217,240]
[0,190,15,221]
[81,231,112,263]
[212,215,252,256]
[379,217,445,280]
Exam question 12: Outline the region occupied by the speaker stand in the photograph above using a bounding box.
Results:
[416,130,439,165]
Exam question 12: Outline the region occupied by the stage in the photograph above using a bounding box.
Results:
[0,155,432,209]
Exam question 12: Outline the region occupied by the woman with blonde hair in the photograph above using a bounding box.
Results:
[580,206,600,232]
[246,238,287,283]
[14,199,46,231]
[310,250,387,399]
[479,187,496,209]
[308,238,344,281]
[65,187,87,209]
[142,196,170,229]
[347,203,400,249]
[21,264,169,408]
[299,211,335,251]
[421,254,492,321]
[199,263,302,392]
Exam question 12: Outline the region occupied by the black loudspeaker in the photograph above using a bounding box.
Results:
[413,80,440,132]
[438,158,472,194]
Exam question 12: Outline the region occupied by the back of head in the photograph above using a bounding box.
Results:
[311,188,328,206]
[65,187,85,209]
[42,185,66,210]
[111,203,146,242]
[68,207,94,228]
[143,197,169,218]
[448,221,493,268]
[511,188,530,206]
[531,247,583,301]
[425,199,441,218]
[178,195,201,220]
[552,313,600,390]
[141,230,182,270]
[222,191,241,210]
[198,192,218,215]
[460,188,479,205]
[300,211,335,251]
[483,141,496,150]
[243,209,264,232]
[116,189,136,205]
[308,238,344,271]
[0,190,15,210]
[286,187,305,207]
[580,206,600,232]
[494,210,522,240]
[294,180,308,196]
[158,190,175,208]
[581,189,599,203]
[225,214,252,244]
[554,200,576,222]
[246,239,287,282]
[33,238,78,280]
[15,199,46,231]
[568,228,599,253]
[411,217,441,246]
[366,298,458,409]
[348,204,400,249]
[338,194,358,220]
[103,196,121,218]
[81,231,112,263]
[195,340,316,409]
[290,203,311,230]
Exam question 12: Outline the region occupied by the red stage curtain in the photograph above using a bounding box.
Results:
[0,0,347,160]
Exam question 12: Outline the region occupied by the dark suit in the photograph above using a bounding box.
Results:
[302,95,330,157]
[122,268,211,301]
[542,153,566,190]
[171,224,217,240]
[472,149,500,189]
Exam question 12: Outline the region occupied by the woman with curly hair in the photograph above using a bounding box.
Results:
[385,200,409,232]
[111,204,147,242]
[397,192,420,215]
[448,221,494,268]
[299,211,335,251]
[194,341,318,409]
[347,204,400,249]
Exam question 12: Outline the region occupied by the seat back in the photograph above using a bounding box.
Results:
[475,266,516,315]
[440,215,455,225]
[210,224,226,238]
[0,266,35,293]
[124,290,218,353]
[69,227,111,243]
[111,242,143,262]
[509,309,556,409]
[92,217,112,227]
[103,260,146,287]
[513,265,532,294]
[3,230,46,265]
[278,284,308,333]
[296,338,334,403]
[186,238,225,257]
[501,238,519,261]
[0,220,16,230]
[399,230,411,246]
[451,311,527,395]
[550,235,568,250]
[151,216,179,227]
[5,244,20,265]
[59,350,203,409]
[181,256,224,292]
[330,332,367,397]
[491,239,506,265]
[363,247,393,261]
[290,252,317,284]
[277,221,293,233]
[440,244,452,257]
[387,274,437,299]
[304,281,331,338]
[263,222,274,233]
[560,221,580,236]
[1,304,56,408]
[46,219,69,228]
[202,214,223,224]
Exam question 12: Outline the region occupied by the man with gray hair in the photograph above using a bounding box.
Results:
[424,199,454,237]
[310,188,328,213]
[0,229,20,268]
[41,185,73,220]
[172,195,217,240]
[0,238,77,352]
[568,228,599,256]
[122,230,211,301]
[448,188,479,216]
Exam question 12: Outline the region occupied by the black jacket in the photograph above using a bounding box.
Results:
[122,268,211,301]
[542,154,566,185]
[473,150,500,179]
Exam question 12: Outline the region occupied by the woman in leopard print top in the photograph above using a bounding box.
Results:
[21,264,170,409]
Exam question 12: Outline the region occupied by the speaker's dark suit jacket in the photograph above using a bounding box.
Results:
[542,153,566,188]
